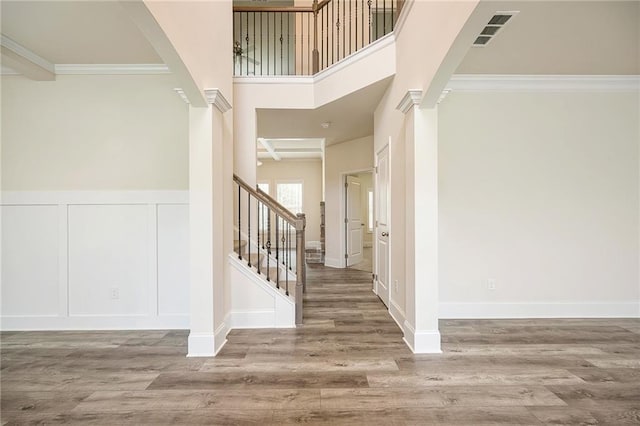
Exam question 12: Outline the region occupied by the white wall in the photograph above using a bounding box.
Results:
[324,136,374,267]
[1,74,190,330]
[257,159,323,243]
[439,91,640,317]
[1,192,189,329]
[1,74,188,190]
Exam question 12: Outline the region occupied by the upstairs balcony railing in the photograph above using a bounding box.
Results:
[233,0,403,76]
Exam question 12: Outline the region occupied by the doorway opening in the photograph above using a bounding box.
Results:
[344,170,374,273]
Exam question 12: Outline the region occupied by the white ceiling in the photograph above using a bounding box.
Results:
[1,1,161,65]
[257,77,393,146]
[258,138,324,160]
[457,1,640,75]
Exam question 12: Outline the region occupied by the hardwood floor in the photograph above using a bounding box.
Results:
[1,264,639,425]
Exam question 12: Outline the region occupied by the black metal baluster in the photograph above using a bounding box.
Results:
[338,0,347,59]
[287,12,290,75]
[375,0,379,40]
[257,199,261,274]
[383,0,386,35]
[285,221,290,296]
[362,0,365,48]
[279,12,283,74]
[307,13,311,74]
[238,185,242,260]
[275,214,280,288]
[331,0,334,65]
[245,12,249,74]
[266,208,271,281]
[391,0,394,30]
[260,12,263,75]
[368,0,372,43]
[355,0,358,53]
[247,191,252,267]
[321,8,324,71]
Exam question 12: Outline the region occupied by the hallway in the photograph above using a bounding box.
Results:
[1,266,639,424]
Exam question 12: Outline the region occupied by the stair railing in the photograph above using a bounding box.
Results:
[233,0,403,76]
[233,174,306,325]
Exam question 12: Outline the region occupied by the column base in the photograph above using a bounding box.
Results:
[403,321,442,354]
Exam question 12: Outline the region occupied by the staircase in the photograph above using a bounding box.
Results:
[233,174,306,325]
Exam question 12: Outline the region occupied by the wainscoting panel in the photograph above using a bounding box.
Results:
[1,205,60,316]
[68,204,150,316]
[0,191,189,330]
[157,204,190,316]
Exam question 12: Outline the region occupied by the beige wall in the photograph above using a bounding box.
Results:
[324,136,374,267]
[1,75,188,191]
[256,159,323,243]
[439,91,640,315]
[373,0,481,321]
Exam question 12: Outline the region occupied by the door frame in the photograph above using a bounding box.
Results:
[373,143,391,302]
[339,168,374,269]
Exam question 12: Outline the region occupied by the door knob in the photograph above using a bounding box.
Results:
[381,232,389,237]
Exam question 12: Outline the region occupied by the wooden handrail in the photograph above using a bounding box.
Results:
[233,6,313,13]
[233,174,301,228]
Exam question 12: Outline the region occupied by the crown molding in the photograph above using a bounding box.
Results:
[174,88,190,104]
[204,89,232,113]
[447,74,640,92]
[397,90,422,114]
[54,64,170,75]
[1,34,55,73]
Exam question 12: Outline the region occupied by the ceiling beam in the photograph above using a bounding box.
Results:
[258,138,281,161]
[0,35,55,81]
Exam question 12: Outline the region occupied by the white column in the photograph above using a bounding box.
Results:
[397,90,441,354]
[187,89,231,357]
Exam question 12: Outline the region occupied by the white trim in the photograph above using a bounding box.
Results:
[1,191,189,332]
[314,33,395,84]
[396,90,423,114]
[228,255,296,328]
[388,299,405,331]
[1,34,55,73]
[204,88,232,112]
[447,74,640,92]
[1,191,188,205]
[213,321,229,354]
[1,314,189,331]
[187,332,216,357]
[54,64,170,75]
[174,88,190,104]
[403,321,442,354]
[324,257,343,268]
[440,302,640,319]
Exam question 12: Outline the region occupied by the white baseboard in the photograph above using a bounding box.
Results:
[403,321,442,354]
[439,302,640,319]
[324,257,344,268]
[0,314,189,331]
[213,321,229,355]
[388,300,405,331]
[187,332,216,357]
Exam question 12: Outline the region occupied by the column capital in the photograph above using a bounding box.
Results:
[204,89,232,113]
[396,90,422,114]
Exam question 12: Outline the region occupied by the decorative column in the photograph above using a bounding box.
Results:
[187,89,232,357]
[397,90,441,354]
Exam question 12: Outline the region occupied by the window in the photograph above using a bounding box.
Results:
[368,189,374,232]
[257,182,270,195]
[276,182,303,214]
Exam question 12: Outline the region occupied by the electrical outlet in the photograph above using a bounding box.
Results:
[394,280,399,291]
[110,287,120,300]
[487,279,496,291]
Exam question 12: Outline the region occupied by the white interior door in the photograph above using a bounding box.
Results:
[375,146,390,307]
[346,175,363,267]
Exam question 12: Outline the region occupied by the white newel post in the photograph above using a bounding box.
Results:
[397,90,441,354]
[188,89,232,357]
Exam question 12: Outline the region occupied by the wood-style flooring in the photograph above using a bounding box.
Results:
[1,264,639,425]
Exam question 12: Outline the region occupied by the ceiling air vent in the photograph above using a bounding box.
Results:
[473,11,518,47]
